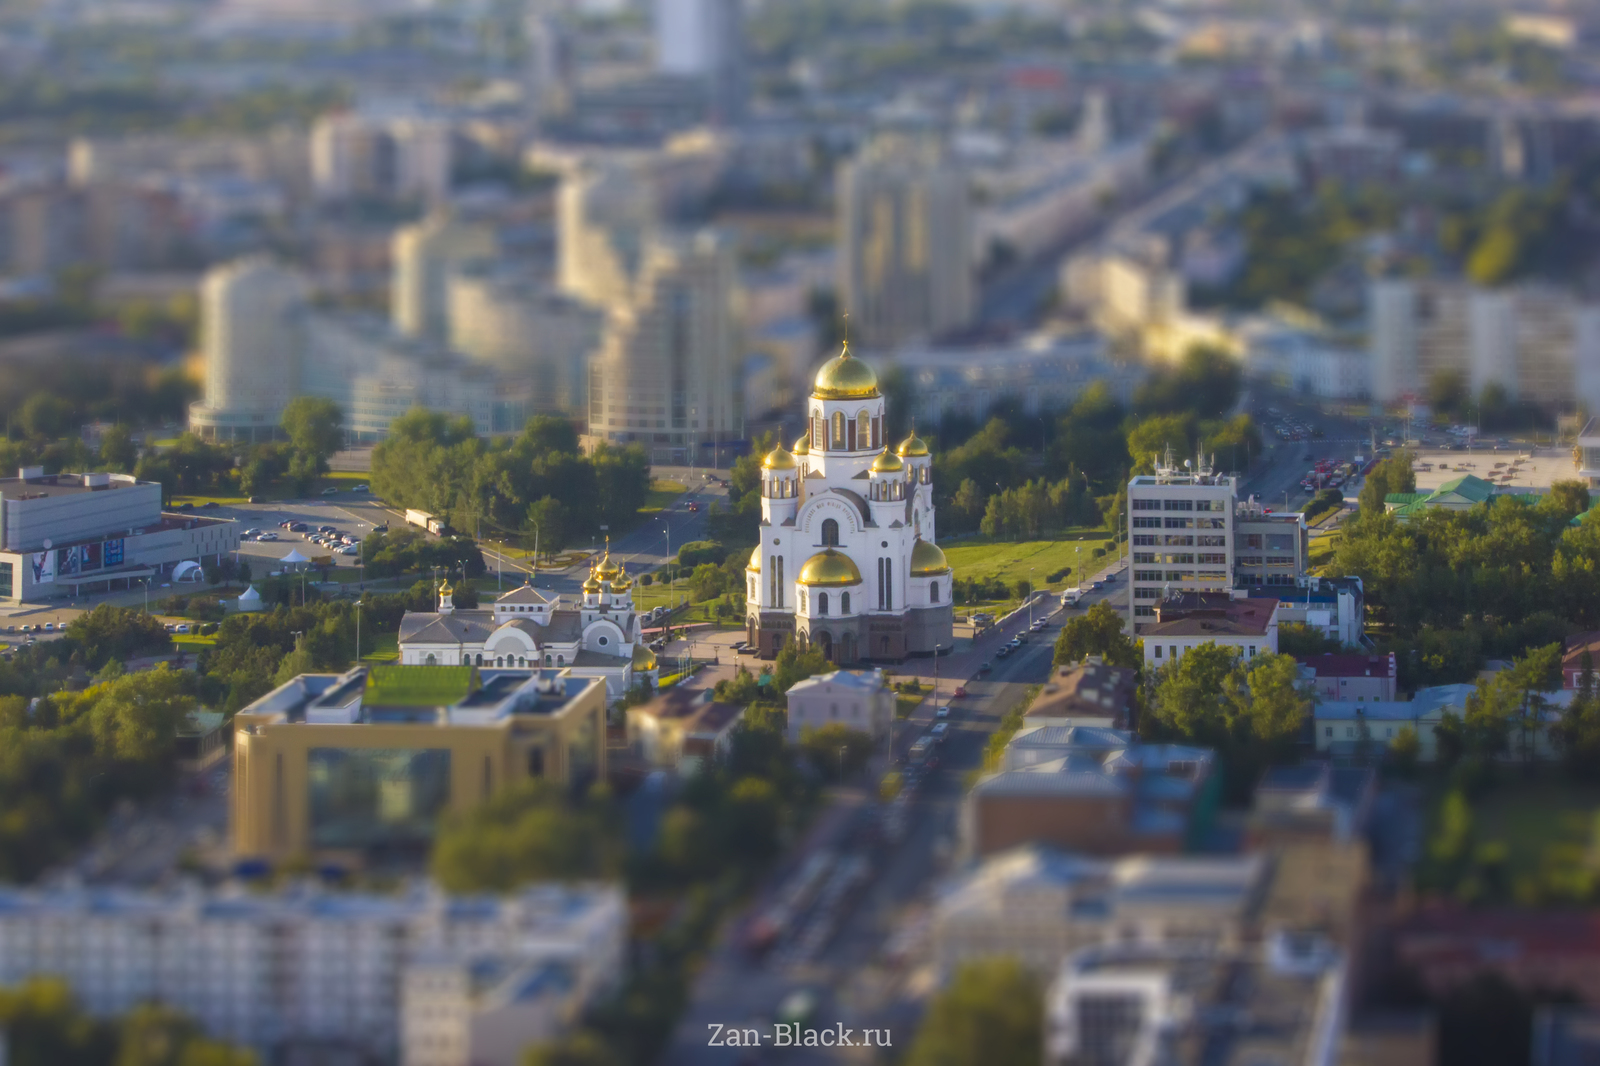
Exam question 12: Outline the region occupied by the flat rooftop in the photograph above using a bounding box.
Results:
[1409,446,1577,493]
[0,470,148,500]
[239,666,598,727]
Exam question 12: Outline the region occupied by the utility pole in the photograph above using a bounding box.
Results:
[355,598,362,665]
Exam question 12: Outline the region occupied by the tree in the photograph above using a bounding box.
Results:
[772,641,830,692]
[906,958,1041,1066]
[431,781,621,892]
[524,1032,620,1066]
[525,496,572,560]
[798,723,875,780]
[279,396,344,470]
[1052,601,1140,669]
[720,776,782,859]
[1358,450,1416,514]
[1277,622,1343,656]
[19,392,73,440]
[1430,368,1470,418]
[98,424,138,472]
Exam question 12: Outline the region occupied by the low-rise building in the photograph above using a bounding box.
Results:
[232,665,608,861]
[962,726,1218,859]
[1312,684,1475,761]
[0,880,625,1064]
[1044,934,1347,1066]
[1024,661,1138,730]
[402,955,585,1066]
[1247,763,1376,847]
[626,687,745,772]
[1397,906,1600,1008]
[784,668,894,742]
[1562,631,1600,688]
[0,468,239,603]
[1241,576,1366,648]
[1298,652,1397,703]
[1143,592,1280,672]
[933,845,1269,977]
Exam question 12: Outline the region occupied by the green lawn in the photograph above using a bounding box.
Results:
[1462,779,1600,879]
[172,634,218,652]
[944,532,1115,590]
[360,632,400,664]
[640,479,689,514]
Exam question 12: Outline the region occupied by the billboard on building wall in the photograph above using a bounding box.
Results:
[57,546,79,577]
[29,551,53,585]
[81,542,101,572]
[103,539,124,568]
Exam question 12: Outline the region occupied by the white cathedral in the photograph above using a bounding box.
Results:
[397,549,656,702]
[747,344,953,662]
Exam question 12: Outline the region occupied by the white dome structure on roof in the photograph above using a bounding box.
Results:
[172,560,204,583]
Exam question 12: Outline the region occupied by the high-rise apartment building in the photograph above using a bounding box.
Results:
[653,0,745,118]
[557,162,659,308]
[311,112,452,205]
[586,230,740,464]
[836,136,974,350]
[391,212,498,342]
[1127,453,1238,629]
[1369,276,1600,411]
[448,263,603,413]
[188,257,309,443]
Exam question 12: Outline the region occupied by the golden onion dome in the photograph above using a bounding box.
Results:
[909,538,952,577]
[633,642,657,670]
[896,432,930,458]
[792,433,809,457]
[610,567,632,592]
[762,445,798,470]
[747,545,761,572]
[439,580,454,595]
[812,344,880,400]
[797,548,863,588]
[870,448,904,473]
[594,548,620,580]
[582,569,602,593]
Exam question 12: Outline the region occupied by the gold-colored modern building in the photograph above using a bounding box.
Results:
[232,665,606,860]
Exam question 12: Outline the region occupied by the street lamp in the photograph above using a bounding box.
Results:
[933,642,943,716]
[354,598,362,665]
[1028,567,1036,627]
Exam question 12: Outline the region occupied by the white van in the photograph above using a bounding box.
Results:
[1061,588,1083,607]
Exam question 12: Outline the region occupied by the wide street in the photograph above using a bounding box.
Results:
[660,566,1134,1064]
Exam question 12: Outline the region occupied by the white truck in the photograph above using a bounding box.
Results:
[1061,588,1084,608]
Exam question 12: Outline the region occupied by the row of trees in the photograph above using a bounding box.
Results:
[370,411,651,556]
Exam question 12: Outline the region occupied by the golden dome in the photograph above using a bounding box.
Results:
[439,580,454,594]
[747,546,761,572]
[594,546,620,580]
[610,567,632,592]
[762,445,798,470]
[797,549,862,587]
[792,433,809,457]
[896,432,930,458]
[633,643,657,670]
[910,538,951,577]
[870,448,904,473]
[812,344,880,400]
[582,569,602,593]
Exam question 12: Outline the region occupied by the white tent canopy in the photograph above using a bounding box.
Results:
[279,549,310,566]
[236,585,263,612]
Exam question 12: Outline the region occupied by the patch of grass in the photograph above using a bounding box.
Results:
[172,634,218,651]
[1466,779,1600,879]
[895,693,923,719]
[640,479,689,514]
[944,532,1114,590]
[360,632,399,664]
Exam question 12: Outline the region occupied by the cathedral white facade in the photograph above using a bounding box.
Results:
[397,550,657,702]
[747,345,954,662]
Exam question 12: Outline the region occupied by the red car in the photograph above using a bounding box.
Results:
[952,686,968,698]
[687,502,700,512]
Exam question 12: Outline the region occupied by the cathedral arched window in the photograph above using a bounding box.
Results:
[841,591,851,614]
[425,654,436,666]
[930,582,940,603]
[462,654,470,665]
[857,410,870,448]
[475,654,483,666]
[832,411,845,449]
[822,518,839,546]
[818,592,829,615]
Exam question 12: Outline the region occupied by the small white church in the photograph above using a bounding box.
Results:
[397,547,656,702]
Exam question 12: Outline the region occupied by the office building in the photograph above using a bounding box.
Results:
[398,563,656,702]
[448,264,603,414]
[0,181,183,277]
[836,135,974,350]
[0,880,624,1064]
[1142,591,1280,670]
[557,162,661,308]
[310,111,453,205]
[933,845,1269,977]
[523,12,574,121]
[1127,453,1238,628]
[1239,574,1366,655]
[784,668,895,742]
[186,257,309,442]
[1298,652,1396,703]
[1044,935,1346,1066]
[0,468,238,603]
[962,726,1216,859]
[744,347,953,662]
[1233,498,1308,587]
[231,665,607,860]
[1368,276,1600,411]
[586,229,741,464]
[392,213,498,343]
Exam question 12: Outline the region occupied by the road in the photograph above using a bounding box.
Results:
[660,576,1145,1064]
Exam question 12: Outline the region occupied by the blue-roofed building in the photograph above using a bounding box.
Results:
[963,725,1219,859]
[1313,683,1477,761]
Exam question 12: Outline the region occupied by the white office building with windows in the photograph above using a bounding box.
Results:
[1127,453,1237,630]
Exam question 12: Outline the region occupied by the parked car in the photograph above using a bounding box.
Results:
[353,484,369,492]
[996,646,1010,659]
[320,487,340,496]
[338,545,359,556]
[258,532,278,541]
[175,624,190,634]
[935,706,950,719]
[248,496,262,503]
[43,623,54,632]
[318,525,336,533]
[201,501,219,509]
[289,522,308,532]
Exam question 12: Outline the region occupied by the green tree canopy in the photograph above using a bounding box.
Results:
[906,958,1042,1066]
[1052,601,1141,669]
